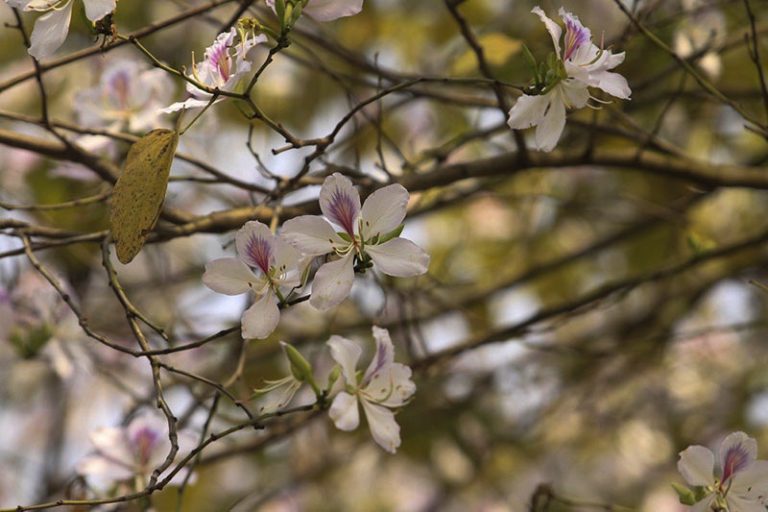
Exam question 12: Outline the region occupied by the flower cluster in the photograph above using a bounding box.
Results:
[203,173,429,339]
[507,7,631,152]
[6,0,117,59]
[677,431,768,511]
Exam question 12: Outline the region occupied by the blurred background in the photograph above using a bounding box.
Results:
[1,0,768,510]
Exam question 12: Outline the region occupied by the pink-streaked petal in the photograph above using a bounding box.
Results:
[281,215,343,256]
[28,1,73,60]
[558,8,591,62]
[507,94,549,130]
[241,292,280,340]
[360,184,409,239]
[720,432,757,482]
[366,238,429,277]
[534,93,566,152]
[202,258,259,295]
[127,413,168,467]
[304,0,364,21]
[309,253,355,310]
[83,0,115,21]
[678,445,715,486]
[329,392,360,431]
[532,6,562,59]
[362,326,395,383]
[319,173,361,236]
[328,335,362,384]
[235,221,276,275]
[360,400,401,454]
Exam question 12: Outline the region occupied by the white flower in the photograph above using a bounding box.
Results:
[678,431,768,511]
[507,7,631,152]
[202,221,301,339]
[266,0,364,22]
[162,27,266,113]
[76,411,198,491]
[281,173,430,310]
[75,58,174,132]
[6,0,116,59]
[327,326,416,453]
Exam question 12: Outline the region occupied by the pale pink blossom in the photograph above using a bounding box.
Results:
[328,327,415,453]
[281,173,429,310]
[162,27,266,113]
[203,221,301,339]
[507,7,631,152]
[678,431,768,511]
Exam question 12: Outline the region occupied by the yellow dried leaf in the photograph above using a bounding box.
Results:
[109,129,179,264]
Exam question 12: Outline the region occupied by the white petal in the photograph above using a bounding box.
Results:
[28,1,73,60]
[328,334,362,384]
[329,392,360,431]
[677,445,715,486]
[367,363,416,408]
[361,400,401,454]
[727,495,768,512]
[561,81,590,110]
[76,455,134,488]
[272,236,301,287]
[281,215,343,256]
[360,184,409,239]
[202,258,259,295]
[160,98,220,114]
[319,173,361,235]
[241,292,280,339]
[534,92,566,152]
[731,460,768,496]
[532,6,562,59]
[366,238,429,277]
[592,71,632,99]
[90,427,134,467]
[507,94,549,130]
[309,253,355,310]
[83,0,115,21]
[304,0,364,21]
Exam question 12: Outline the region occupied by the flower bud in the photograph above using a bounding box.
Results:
[280,341,313,382]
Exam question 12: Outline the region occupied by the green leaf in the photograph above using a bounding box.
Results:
[109,129,179,264]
